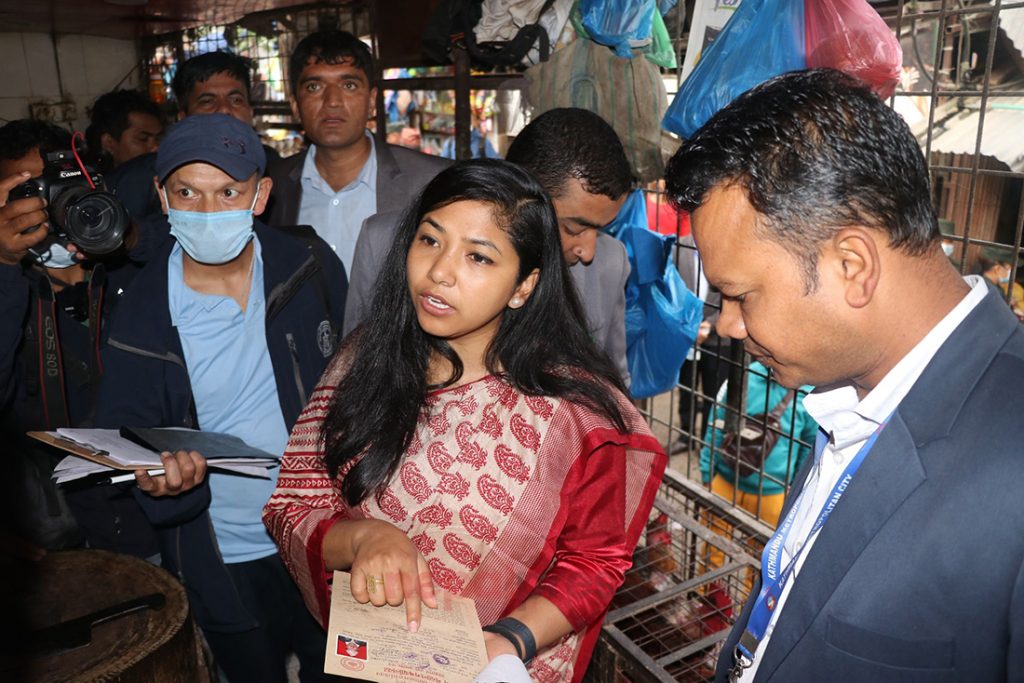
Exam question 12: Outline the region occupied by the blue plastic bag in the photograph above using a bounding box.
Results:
[580,0,657,59]
[608,191,703,399]
[662,0,805,139]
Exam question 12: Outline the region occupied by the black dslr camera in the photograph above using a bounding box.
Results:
[9,150,129,254]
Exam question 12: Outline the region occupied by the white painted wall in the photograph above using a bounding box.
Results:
[0,32,141,131]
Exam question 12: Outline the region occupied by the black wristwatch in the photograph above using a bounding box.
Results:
[482,616,537,663]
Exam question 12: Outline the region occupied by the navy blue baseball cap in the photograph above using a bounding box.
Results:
[156,113,266,183]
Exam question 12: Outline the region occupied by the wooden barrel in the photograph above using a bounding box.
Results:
[2,549,208,683]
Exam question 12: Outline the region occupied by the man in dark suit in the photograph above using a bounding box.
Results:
[665,69,1024,681]
[265,30,448,276]
[344,108,633,386]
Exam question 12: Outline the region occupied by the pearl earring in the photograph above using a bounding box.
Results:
[510,297,523,308]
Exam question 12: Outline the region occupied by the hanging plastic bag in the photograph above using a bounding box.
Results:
[805,0,902,99]
[607,191,703,399]
[525,37,668,182]
[645,8,677,69]
[579,0,657,58]
[569,0,676,68]
[662,0,805,139]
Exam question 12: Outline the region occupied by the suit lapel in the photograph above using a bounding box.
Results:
[755,414,926,679]
[374,143,407,215]
[284,149,305,225]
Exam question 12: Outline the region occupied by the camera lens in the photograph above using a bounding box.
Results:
[52,188,128,254]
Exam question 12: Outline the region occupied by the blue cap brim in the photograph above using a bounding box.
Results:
[157,146,262,184]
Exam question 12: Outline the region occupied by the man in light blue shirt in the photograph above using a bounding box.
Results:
[97,113,346,683]
[266,30,449,271]
[297,131,377,273]
[167,236,288,563]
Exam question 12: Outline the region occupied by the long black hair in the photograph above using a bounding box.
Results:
[323,159,628,505]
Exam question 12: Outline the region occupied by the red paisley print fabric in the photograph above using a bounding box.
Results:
[264,368,665,683]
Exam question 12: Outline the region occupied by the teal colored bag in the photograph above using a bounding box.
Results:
[608,191,703,399]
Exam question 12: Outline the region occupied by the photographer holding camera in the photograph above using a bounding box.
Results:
[0,119,157,561]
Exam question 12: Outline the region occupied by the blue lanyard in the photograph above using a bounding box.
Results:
[735,417,890,664]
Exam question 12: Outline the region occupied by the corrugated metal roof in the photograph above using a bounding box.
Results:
[929,99,1024,172]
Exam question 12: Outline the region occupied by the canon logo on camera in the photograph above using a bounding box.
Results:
[59,170,81,178]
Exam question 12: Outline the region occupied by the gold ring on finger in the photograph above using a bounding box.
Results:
[366,575,383,593]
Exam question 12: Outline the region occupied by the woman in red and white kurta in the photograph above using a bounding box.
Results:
[263,161,666,682]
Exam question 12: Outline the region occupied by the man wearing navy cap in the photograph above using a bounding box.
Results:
[95,113,346,682]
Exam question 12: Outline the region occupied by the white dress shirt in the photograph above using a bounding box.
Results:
[738,275,988,681]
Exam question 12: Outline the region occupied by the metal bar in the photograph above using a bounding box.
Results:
[661,470,777,541]
[654,492,761,563]
[921,0,951,184]
[890,0,907,113]
[895,90,1024,97]
[599,625,680,683]
[898,1,1024,21]
[605,562,745,623]
[1008,189,1024,289]
[376,74,519,91]
[723,340,746,435]
[368,0,386,144]
[930,165,1024,180]
[656,627,731,667]
[452,47,472,160]
[957,0,1003,287]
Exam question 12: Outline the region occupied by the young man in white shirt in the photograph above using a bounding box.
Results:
[665,68,1024,682]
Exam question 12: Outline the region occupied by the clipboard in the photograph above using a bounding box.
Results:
[27,431,139,471]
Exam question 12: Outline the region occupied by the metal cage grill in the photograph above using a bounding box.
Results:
[585,472,767,682]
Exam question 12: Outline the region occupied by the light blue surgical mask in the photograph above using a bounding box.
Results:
[164,188,258,265]
[941,242,954,258]
[30,240,78,269]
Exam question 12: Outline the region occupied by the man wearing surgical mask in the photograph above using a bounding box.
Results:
[95,113,346,683]
[0,119,155,561]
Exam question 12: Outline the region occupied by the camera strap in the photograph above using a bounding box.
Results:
[26,277,71,430]
[86,264,106,380]
[23,267,106,429]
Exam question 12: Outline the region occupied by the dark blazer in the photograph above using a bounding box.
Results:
[264,141,450,228]
[716,287,1024,681]
[343,211,632,385]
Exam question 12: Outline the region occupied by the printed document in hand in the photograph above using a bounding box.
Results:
[29,427,278,483]
[325,571,489,683]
